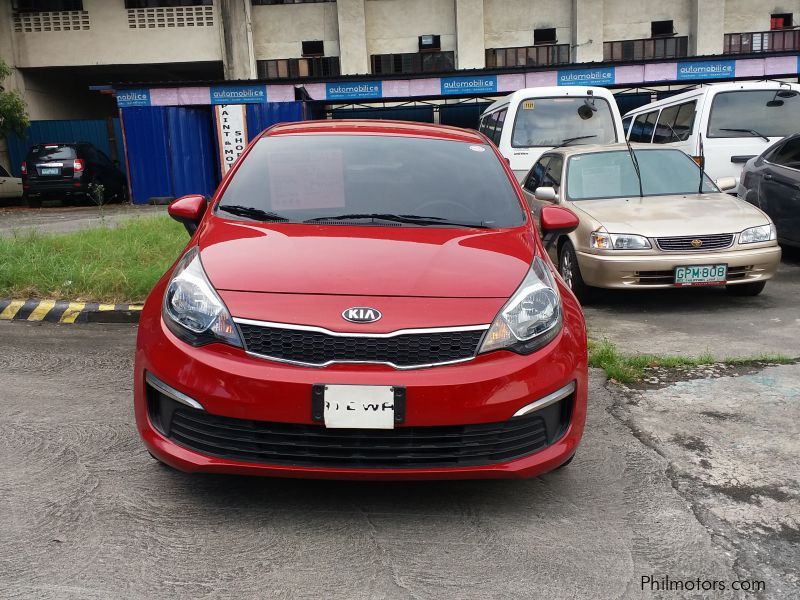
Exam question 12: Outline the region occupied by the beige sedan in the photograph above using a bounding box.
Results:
[520,144,781,302]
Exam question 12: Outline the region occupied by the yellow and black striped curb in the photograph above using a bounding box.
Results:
[0,299,143,324]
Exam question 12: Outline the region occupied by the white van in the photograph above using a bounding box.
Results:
[479,86,624,181]
[622,81,800,183]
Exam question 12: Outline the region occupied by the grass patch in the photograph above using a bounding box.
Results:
[0,216,186,303]
[587,339,792,383]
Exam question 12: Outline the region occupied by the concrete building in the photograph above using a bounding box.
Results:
[1,0,800,177]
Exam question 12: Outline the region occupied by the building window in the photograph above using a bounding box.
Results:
[485,44,570,68]
[302,40,325,57]
[127,3,214,27]
[419,34,441,51]
[533,28,557,45]
[371,51,455,75]
[603,36,688,61]
[125,0,211,6]
[257,56,340,79]
[650,20,675,37]
[12,0,83,11]
[252,1,335,5]
[771,13,793,29]
[724,29,800,54]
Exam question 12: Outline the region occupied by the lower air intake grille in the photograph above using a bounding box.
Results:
[237,323,486,368]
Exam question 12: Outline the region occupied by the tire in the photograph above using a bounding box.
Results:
[558,240,595,304]
[25,194,41,209]
[726,281,766,296]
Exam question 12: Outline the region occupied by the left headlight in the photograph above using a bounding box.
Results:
[479,257,562,355]
[739,224,776,244]
[162,247,243,348]
[590,230,651,250]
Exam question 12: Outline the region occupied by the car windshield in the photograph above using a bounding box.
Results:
[217,134,525,228]
[708,89,800,138]
[566,149,717,200]
[28,145,76,161]
[511,97,617,148]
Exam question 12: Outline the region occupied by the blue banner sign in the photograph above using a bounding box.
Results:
[326,81,383,100]
[210,85,267,104]
[558,68,615,86]
[116,88,150,107]
[440,75,498,95]
[677,60,735,81]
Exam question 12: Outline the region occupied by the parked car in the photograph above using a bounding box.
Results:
[0,164,23,200]
[520,144,781,302]
[738,133,800,247]
[135,120,588,480]
[21,142,127,208]
[480,86,625,182]
[622,81,800,183]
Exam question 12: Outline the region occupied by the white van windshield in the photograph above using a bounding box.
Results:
[708,90,800,138]
[511,97,617,148]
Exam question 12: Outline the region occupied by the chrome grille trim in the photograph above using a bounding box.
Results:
[655,234,735,252]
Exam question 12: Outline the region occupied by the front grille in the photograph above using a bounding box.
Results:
[237,323,486,368]
[636,265,751,285]
[148,392,571,469]
[655,234,735,251]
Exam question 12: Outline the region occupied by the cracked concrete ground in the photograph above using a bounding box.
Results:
[0,322,776,600]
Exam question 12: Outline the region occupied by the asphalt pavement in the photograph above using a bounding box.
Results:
[1,322,797,599]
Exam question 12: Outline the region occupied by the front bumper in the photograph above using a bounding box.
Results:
[576,245,781,289]
[134,286,588,480]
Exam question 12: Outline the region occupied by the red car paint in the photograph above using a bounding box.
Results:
[134,120,588,480]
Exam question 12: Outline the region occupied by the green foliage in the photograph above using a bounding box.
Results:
[0,216,187,303]
[0,58,30,139]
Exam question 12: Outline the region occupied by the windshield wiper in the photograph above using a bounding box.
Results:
[555,135,597,148]
[304,213,489,229]
[719,128,770,142]
[217,204,290,222]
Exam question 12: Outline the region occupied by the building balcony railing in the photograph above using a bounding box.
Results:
[371,51,455,75]
[485,44,570,68]
[603,36,688,62]
[256,56,340,79]
[724,29,800,54]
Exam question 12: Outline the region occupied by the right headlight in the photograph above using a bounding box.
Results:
[590,230,651,250]
[739,224,776,244]
[479,257,562,355]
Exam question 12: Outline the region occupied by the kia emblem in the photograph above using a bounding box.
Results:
[342,307,382,323]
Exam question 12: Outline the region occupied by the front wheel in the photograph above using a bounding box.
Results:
[558,241,595,304]
[726,281,766,296]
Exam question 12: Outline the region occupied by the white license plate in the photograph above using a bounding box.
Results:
[323,385,396,429]
[674,264,728,286]
[40,167,60,176]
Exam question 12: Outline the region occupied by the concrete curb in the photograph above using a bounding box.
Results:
[0,299,143,324]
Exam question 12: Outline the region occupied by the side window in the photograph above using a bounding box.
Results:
[629,113,650,142]
[768,138,800,169]
[524,157,550,192]
[0,165,9,177]
[480,111,499,143]
[621,116,633,138]
[542,155,563,192]
[672,101,696,141]
[493,109,507,145]
[653,105,681,143]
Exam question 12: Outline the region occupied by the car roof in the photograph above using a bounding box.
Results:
[263,119,486,144]
[543,143,682,157]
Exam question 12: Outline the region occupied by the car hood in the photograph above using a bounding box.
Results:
[198,218,535,298]
[570,193,769,237]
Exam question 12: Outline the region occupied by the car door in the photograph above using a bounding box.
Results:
[760,137,800,244]
[0,165,22,199]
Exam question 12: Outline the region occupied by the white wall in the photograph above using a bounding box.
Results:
[365,0,455,55]
[723,0,800,32]
[251,2,340,60]
[603,0,692,41]
[11,0,222,69]
[484,0,572,49]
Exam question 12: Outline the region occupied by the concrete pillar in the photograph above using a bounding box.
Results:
[219,0,257,80]
[336,0,369,75]
[571,0,604,64]
[0,0,24,172]
[455,0,485,70]
[690,0,725,56]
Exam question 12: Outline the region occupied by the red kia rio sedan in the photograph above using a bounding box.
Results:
[134,120,588,480]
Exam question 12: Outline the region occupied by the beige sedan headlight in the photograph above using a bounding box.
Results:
[590,230,651,250]
[739,224,776,244]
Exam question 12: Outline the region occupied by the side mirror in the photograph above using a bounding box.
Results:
[168,194,207,235]
[541,205,579,237]
[534,186,557,202]
[715,177,737,192]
